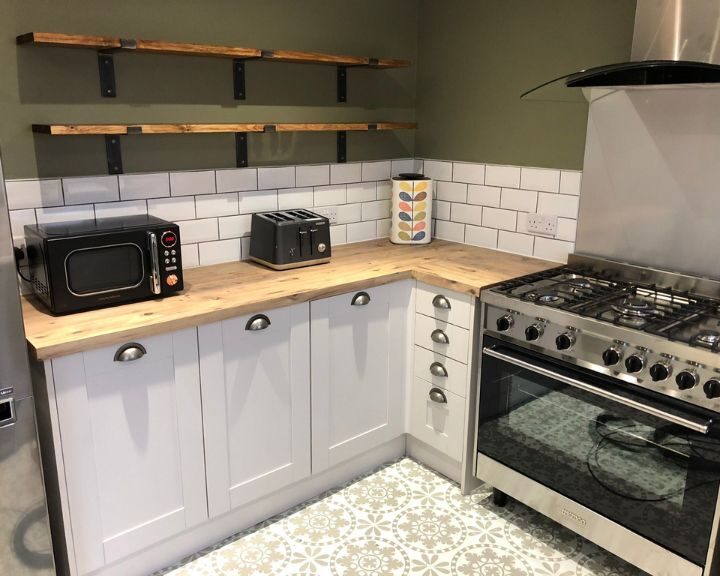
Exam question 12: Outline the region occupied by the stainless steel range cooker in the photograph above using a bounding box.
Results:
[475,254,720,576]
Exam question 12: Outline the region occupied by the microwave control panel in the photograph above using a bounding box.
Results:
[158,228,183,291]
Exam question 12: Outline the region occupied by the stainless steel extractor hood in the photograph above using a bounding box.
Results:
[567,0,720,88]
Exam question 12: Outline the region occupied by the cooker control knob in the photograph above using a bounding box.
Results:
[602,347,622,366]
[649,362,671,382]
[525,323,544,341]
[555,332,575,351]
[704,379,720,399]
[496,315,514,332]
[625,354,645,373]
[676,370,699,390]
[166,274,178,287]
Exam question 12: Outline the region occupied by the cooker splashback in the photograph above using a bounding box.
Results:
[575,86,720,279]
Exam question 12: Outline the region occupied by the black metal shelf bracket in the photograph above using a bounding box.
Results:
[337,66,347,103]
[235,132,248,168]
[337,131,347,163]
[98,52,117,98]
[233,59,246,100]
[105,135,123,174]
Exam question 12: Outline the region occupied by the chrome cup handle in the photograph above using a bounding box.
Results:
[432,295,451,310]
[430,329,449,344]
[429,387,447,404]
[114,343,147,362]
[351,292,371,306]
[429,362,448,377]
[246,314,271,331]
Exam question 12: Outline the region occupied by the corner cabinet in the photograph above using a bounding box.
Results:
[198,303,311,517]
[49,329,207,576]
[310,280,414,473]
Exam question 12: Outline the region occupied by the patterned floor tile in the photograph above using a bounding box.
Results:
[158,458,646,576]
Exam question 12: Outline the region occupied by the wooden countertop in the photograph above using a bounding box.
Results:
[22,239,556,360]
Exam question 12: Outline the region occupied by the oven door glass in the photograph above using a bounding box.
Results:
[477,337,720,567]
[65,244,145,296]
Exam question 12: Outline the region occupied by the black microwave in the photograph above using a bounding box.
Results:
[25,215,184,315]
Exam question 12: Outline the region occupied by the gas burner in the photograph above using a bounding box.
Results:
[695,330,720,346]
[611,297,660,318]
[538,294,562,304]
[563,278,593,290]
[524,290,565,306]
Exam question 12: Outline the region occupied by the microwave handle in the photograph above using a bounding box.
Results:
[483,346,712,435]
[148,232,161,295]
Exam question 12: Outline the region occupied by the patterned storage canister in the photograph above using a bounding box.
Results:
[391,173,433,244]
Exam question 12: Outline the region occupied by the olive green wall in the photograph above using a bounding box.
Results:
[0,0,417,178]
[415,0,636,170]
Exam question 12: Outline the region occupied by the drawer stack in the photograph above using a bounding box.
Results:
[410,282,473,462]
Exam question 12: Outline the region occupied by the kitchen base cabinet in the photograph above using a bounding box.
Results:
[198,303,311,518]
[49,329,207,576]
[310,280,414,473]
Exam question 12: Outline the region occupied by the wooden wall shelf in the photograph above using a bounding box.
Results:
[32,122,417,174]
[17,32,410,100]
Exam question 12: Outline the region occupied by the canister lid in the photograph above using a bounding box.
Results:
[393,173,430,181]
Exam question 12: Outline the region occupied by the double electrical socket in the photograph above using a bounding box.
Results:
[313,206,338,224]
[526,213,557,236]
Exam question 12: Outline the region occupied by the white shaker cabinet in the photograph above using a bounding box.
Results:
[198,303,311,517]
[50,329,207,575]
[310,280,414,473]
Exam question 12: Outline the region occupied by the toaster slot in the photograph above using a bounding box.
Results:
[299,228,311,257]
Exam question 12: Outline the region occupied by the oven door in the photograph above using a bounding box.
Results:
[477,336,720,573]
[48,230,159,313]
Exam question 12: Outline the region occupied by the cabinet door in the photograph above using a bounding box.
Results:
[51,329,206,575]
[311,280,413,473]
[199,303,311,517]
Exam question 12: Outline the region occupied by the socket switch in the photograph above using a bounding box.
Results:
[526,213,557,236]
[313,206,337,224]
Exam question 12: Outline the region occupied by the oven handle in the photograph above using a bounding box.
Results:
[483,346,712,435]
[148,232,161,295]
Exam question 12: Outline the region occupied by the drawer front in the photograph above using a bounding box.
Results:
[416,282,472,328]
[414,313,470,363]
[414,345,467,398]
[410,378,464,462]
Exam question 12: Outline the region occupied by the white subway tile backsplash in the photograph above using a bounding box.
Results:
[119,172,170,200]
[436,181,467,203]
[148,196,196,221]
[346,220,376,243]
[362,161,391,182]
[452,162,485,185]
[485,165,521,188]
[482,207,517,231]
[376,181,392,200]
[238,190,278,214]
[498,231,535,256]
[63,176,119,205]
[258,166,295,190]
[435,220,465,243]
[170,170,216,196]
[295,164,329,187]
[391,158,421,177]
[467,185,501,208]
[500,188,538,212]
[195,192,239,218]
[36,204,95,224]
[422,160,452,181]
[5,179,63,210]
[336,203,362,224]
[199,238,241,266]
[534,237,574,263]
[178,218,218,244]
[216,168,257,193]
[314,185,346,207]
[450,203,482,226]
[330,224,347,246]
[560,171,582,196]
[433,200,451,220]
[347,182,376,203]
[219,214,252,239]
[330,163,361,184]
[362,200,391,221]
[181,244,199,268]
[9,209,36,239]
[520,167,560,193]
[278,187,314,210]
[556,217,578,242]
[376,218,392,238]
[95,199,147,218]
[537,193,580,218]
[465,225,498,249]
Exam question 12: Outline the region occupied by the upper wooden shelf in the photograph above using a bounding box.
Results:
[16,32,410,69]
[32,122,417,136]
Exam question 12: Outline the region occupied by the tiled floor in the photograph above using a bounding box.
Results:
[160,458,645,576]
